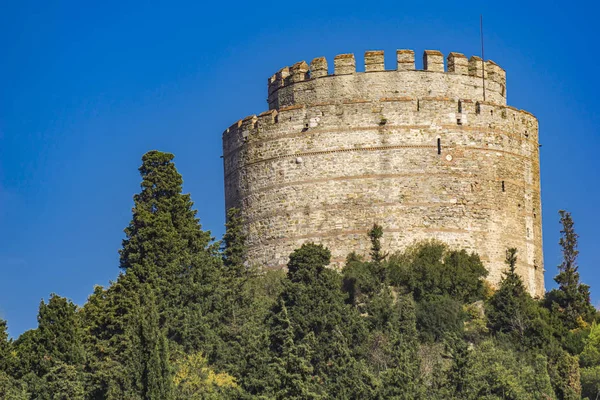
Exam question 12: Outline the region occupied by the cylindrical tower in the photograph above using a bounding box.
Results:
[223,49,544,297]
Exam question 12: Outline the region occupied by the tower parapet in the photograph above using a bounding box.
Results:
[267,50,507,110]
[225,48,543,297]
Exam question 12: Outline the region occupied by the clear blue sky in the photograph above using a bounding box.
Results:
[1,0,598,337]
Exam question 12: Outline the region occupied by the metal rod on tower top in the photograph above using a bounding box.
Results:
[480,15,486,101]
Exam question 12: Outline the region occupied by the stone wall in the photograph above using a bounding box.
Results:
[222,49,544,297]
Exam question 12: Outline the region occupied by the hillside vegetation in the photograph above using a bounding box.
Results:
[1,151,599,399]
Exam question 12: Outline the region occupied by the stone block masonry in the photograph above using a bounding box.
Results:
[222,49,544,297]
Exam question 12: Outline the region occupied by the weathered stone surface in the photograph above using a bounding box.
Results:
[334,53,356,75]
[225,49,544,297]
[423,50,444,72]
[365,50,385,72]
[447,52,468,75]
[397,49,415,71]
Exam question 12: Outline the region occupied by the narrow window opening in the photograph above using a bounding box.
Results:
[274,115,279,123]
[417,100,420,111]
[458,100,462,113]
[437,138,441,155]
[501,180,505,192]
[476,102,481,114]
[457,118,462,125]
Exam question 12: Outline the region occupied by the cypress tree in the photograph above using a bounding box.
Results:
[0,319,11,373]
[269,298,319,399]
[549,210,594,328]
[368,223,388,266]
[221,207,247,277]
[132,285,173,400]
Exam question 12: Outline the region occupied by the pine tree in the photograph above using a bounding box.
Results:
[487,249,532,337]
[549,210,594,329]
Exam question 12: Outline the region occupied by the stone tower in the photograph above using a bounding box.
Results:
[222,49,544,297]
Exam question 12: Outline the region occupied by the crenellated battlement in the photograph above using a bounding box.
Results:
[267,50,507,110]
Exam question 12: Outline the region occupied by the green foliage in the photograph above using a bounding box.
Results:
[221,207,247,275]
[37,294,85,370]
[173,351,239,399]
[547,210,595,330]
[580,366,600,400]
[581,322,600,368]
[0,370,28,400]
[416,295,465,342]
[130,285,173,400]
[389,240,488,303]
[44,361,85,400]
[443,339,557,400]
[487,249,553,349]
[269,298,320,399]
[0,319,12,373]
[368,223,387,267]
[119,150,218,349]
[4,152,599,399]
[10,295,85,399]
[547,346,582,400]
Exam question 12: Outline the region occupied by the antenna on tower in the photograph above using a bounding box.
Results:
[480,15,486,101]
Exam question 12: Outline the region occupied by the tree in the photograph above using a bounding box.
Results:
[0,319,11,373]
[546,210,595,329]
[36,294,85,371]
[221,207,247,277]
[269,298,320,399]
[173,351,239,399]
[416,295,465,343]
[378,295,426,399]
[389,241,488,303]
[581,322,600,368]
[274,243,371,397]
[44,361,85,400]
[11,295,85,399]
[368,224,388,266]
[215,207,253,368]
[580,365,600,400]
[119,150,218,346]
[129,285,173,400]
[0,371,27,400]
